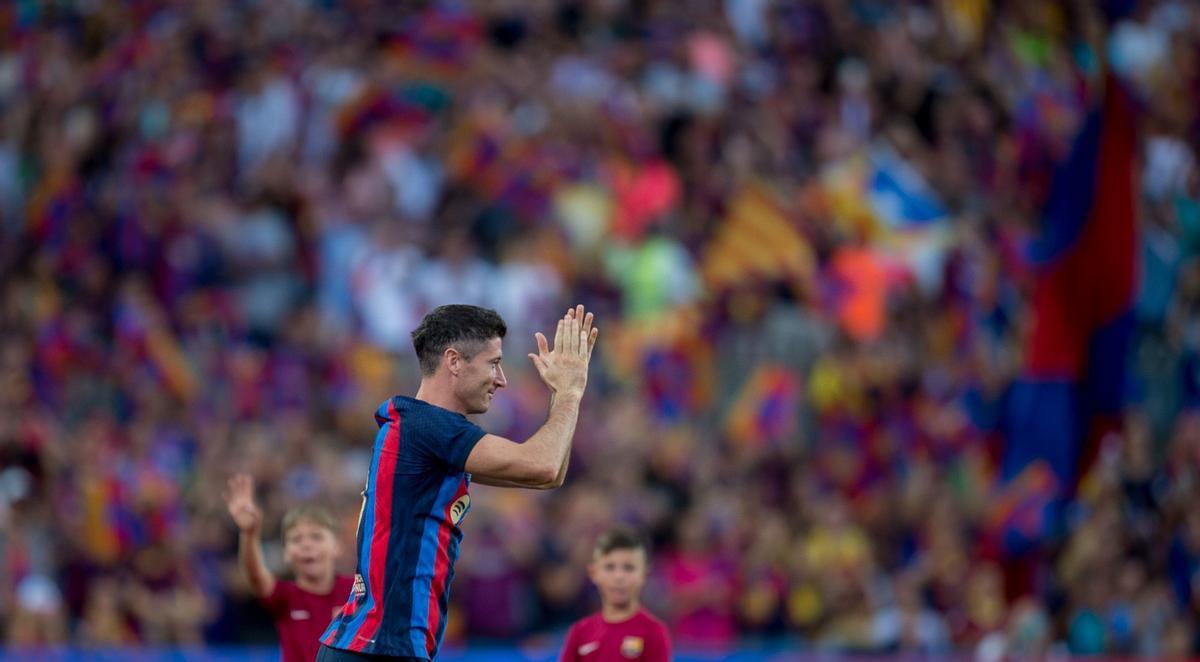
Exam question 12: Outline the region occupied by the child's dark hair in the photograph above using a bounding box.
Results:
[411,305,508,376]
[281,505,337,539]
[593,525,647,557]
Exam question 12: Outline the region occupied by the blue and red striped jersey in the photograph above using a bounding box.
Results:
[321,396,486,658]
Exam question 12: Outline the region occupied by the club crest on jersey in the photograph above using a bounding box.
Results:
[450,494,471,525]
[620,636,644,658]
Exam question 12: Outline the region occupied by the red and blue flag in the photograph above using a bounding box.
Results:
[997,71,1138,552]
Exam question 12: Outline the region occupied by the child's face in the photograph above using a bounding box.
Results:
[588,548,647,609]
[282,520,340,580]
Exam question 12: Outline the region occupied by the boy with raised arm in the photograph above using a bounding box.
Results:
[225,474,353,662]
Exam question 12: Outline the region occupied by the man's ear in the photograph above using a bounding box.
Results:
[444,346,462,376]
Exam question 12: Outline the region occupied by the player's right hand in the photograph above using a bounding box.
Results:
[224,474,263,535]
[528,304,598,400]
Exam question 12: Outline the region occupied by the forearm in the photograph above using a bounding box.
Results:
[238,529,276,597]
[523,392,581,477]
[547,393,572,487]
[474,448,571,489]
[550,447,571,487]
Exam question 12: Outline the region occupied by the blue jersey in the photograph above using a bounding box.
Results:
[321,396,485,658]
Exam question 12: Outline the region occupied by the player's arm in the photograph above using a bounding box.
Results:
[549,436,571,485]
[466,306,597,489]
[469,445,572,489]
[468,392,582,489]
[224,474,276,598]
[473,395,574,490]
[469,475,534,488]
[545,390,573,485]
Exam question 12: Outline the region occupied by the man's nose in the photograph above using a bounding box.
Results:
[495,365,507,388]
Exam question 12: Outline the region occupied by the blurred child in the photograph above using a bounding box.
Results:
[225,474,352,662]
[560,526,671,662]
[77,577,136,646]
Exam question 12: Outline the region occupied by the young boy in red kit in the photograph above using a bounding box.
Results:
[560,527,672,662]
[225,474,353,662]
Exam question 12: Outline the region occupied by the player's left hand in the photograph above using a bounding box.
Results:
[528,304,598,399]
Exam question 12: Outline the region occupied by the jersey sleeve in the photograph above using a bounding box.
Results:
[409,409,487,471]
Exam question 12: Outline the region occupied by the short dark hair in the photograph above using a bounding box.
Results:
[281,505,337,539]
[593,526,647,558]
[411,305,508,376]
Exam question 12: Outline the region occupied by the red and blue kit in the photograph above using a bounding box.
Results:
[321,396,485,658]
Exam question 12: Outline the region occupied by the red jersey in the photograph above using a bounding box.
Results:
[261,576,354,662]
[560,608,672,662]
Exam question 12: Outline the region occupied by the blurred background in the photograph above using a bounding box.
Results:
[1,0,1199,659]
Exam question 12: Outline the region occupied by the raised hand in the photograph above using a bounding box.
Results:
[224,474,263,534]
[528,305,599,400]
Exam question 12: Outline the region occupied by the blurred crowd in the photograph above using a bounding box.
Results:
[2,0,1200,658]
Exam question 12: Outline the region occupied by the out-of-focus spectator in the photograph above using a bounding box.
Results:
[76,577,136,647]
[5,574,67,647]
[660,510,738,650]
[869,572,950,654]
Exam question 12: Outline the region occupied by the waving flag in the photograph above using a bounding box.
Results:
[998,72,1138,553]
[725,366,801,450]
[984,461,1059,553]
[605,306,714,422]
[699,183,815,294]
[383,5,484,79]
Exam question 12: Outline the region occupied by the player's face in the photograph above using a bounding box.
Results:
[456,337,507,415]
[589,548,647,609]
[283,520,340,582]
